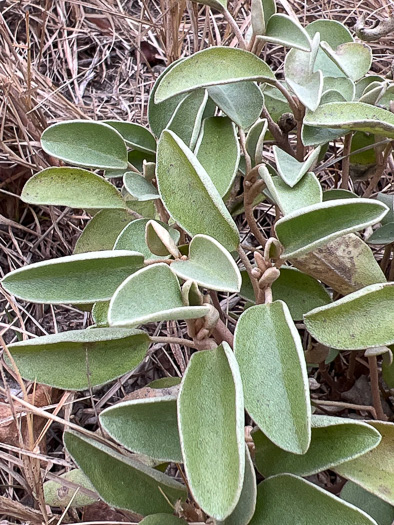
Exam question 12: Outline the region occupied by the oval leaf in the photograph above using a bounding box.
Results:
[108,263,210,327]
[250,474,378,525]
[7,327,149,390]
[304,282,394,350]
[22,168,126,209]
[367,223,394,245]
[145,220,181,258]
[195,116,240,197]
[171,235,241,293]
[103,121,156,153]
[334,422,394,506]
[273,146,321,188]
[74,209,134,254]
[275,198,388,259]
[41,121,128,169]
[156,130,239,252]
[254,415,381,477]
[234,301,311,454]
[44,469,99,508]
[1,251,144,304]
[64,431,187,515]
[341,482,394,525]
[304,102,394,139]
[100,396,182,462]
[123,172,159,201]
[178,343,245,520]
[207,82,265,130]
[259,14,311,51]
[320,42,372,82]
[154,47,275,103]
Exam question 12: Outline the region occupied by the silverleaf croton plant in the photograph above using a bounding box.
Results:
[2,1,394,523]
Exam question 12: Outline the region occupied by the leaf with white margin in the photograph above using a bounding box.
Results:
[1,251,144,304]
[249,473,378,525]
[156,130,239,252]
[22,168,126,209]
[123,172,159,201]
[154,47,275,103]
[341,481,394,525]
[64,431,187,515]
[301,123,348,147]
[261,167,322,215]
[218,445,256,525]
[234,301,311,454]
[44,469,99,508]
[167,89,213,150]
[275,198,388,259]
[178,342,245,521]
[145,220,181,258]
[334,422,394,506]
[41,120,128,170]
[139,516,187,525]
[323,77,355,101]
[100,396,182,462]
[114,219,180,261]
[304,102,394,139]
[207,82,265,130]
[258,14,311,52]
[195,117,240,197]
[320,42,372,82]
[246,119,268,165]
[74,210,134,254]
[273,145,321,188]
[304,282,394,350]
[253,415,381,477]
[367,223,394,245]
[6,327,149,390]
[108,263,210,327]
[171,235,241,293]
[291,233,387,295]
[103,121,156,154]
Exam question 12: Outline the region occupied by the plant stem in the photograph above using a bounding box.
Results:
[273,79,300,117]
[222,9,247,49]
[150,335,200,349]
[367,355,388,421]
[212,318,234,347]
[243,166,268,249]
[262,107,296,157]
[237,245,259,300]
[363,142,393,198]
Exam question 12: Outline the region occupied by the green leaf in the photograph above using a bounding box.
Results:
[154,47,275,103]
[64,431,187,515]
[126,150,156,173]
[178,343,245,521]
[123,172,159,201]
[103,121,156,154]
[304,282,394,350]
[207,82,265,130]
[114,219,179,261]
[246,119,268,165]
[234,301,311,454]
[1,251,144,304]
[108,263,210,327]
[100,396,182,462]
[145,220,181,258]
[291,233,387,295]
[156,130,239,252]
[275,198,388,259]
[21,167,126,209]
[92,300,110,327]
[74,210,134,254]
[334,422,394,506]
[320,42,372,82]
[195,117,240,197]
[44,469,99,508]
[367,223,394,245]
[250,474,378,525]
[41,121,128,170]
[323,189,359,201]
[341,481,394,525]
[148,61,186,139]
[167,89,212,149]
[240,267,331,320]
[301,123,347,147]
[355,75,385,99]
[254,415,381,477]
[273,146,321,188]
[219,445,256,525]
[262,85,291,123]
[261,167,322,215]
[171,235,241,292]
[382,349,394,388]
[323,77,355,102]
[287,71,323,112]
[6,328,149,390]
[140,516,187,525]
[251,0,265,36]
[377,193,394,224]
[259,14,311,52]
[304,102,394,139]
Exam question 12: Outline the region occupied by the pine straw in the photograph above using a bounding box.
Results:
[0,0,394,522]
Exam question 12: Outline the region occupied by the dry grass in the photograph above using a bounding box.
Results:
[0,0,394,522]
